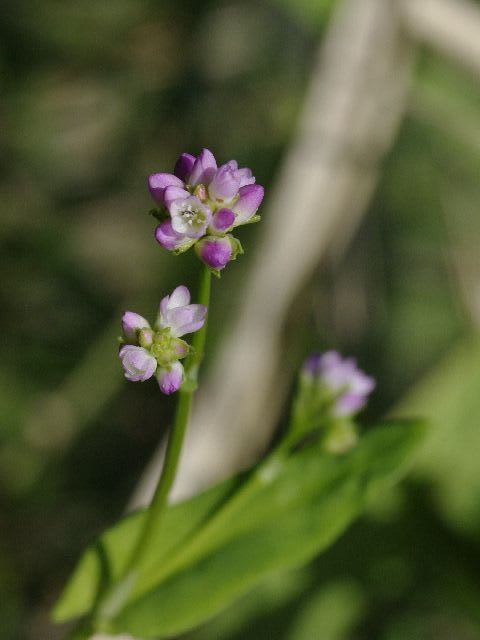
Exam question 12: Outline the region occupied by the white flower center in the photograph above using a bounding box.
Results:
[180,204,206,230]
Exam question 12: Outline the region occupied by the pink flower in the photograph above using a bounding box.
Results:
[119,286,207,394]
[149,149,264,270]
[156,285,207,337]
[303,351,375,417]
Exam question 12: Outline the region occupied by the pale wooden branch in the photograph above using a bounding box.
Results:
[401,0,480,77]
[128,0,415,509]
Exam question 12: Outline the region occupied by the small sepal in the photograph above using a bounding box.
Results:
[172,239,196,255]
[228,235,244,261]
[240,214,261,226]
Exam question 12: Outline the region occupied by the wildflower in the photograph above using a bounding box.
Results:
[118,286,206,394]
[149,149,264,271]
[302,351,375,417]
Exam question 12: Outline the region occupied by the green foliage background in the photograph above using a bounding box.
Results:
[1,0,480,638]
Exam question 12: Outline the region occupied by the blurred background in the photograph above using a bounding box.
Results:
[2,0,480,638]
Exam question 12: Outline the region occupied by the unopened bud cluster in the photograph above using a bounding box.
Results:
[302,351,375,418]
[149,148,264,273]
[289,351,375,454]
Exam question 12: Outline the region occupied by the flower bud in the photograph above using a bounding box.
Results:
[233,184,264,225]
[174,152,195,181]
[208,163,241,202]
[188,148,217,186]
[195,235,233,271]
[148,172,184,205]
[302,351,375,418]
[121,312,151,344]
[119,346,157,382]
[156,361,184,395]
[138,327,154,348]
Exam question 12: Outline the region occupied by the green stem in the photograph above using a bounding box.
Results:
[185,265,211,388]
[125,389,192,575]
[96,266,212,622]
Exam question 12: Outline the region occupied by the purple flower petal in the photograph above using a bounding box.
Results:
[210,208,235,233]
[165,304,207,337]
[157,361,184,395]
[174,152,196,181]
[208,163,242,202]
[119,345,157,382]
[195,235,233,270]
[350,370,376,395]
[236,167,255,188]
[163,185,190,209]
[188,149,217,186]
[233,184,264,224]
[168,285,191,309]
[302,353,324,378]
[334,393,368,417]
[148,173,184,205]
[121,312,151,343]
[157,286,206,335]
[302,350,375,418]
[159,285,190,320]
[320,354,358,391]
[155,220,190,251]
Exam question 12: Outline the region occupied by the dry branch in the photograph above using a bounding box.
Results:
[402,0,480,77]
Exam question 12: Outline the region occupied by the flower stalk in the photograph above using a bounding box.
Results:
[126,266,211,576]
[130,266,211,566]
[95,267,212,628]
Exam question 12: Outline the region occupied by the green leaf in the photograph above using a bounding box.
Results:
[395,336,480,533]
[286,580,366,640]
[53,473,242,622]
[113,421,424,638]
[54,420,424,638]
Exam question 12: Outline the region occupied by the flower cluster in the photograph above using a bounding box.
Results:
[149,148,264,273]
[119,286,206,395]
[302,351,375,418]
